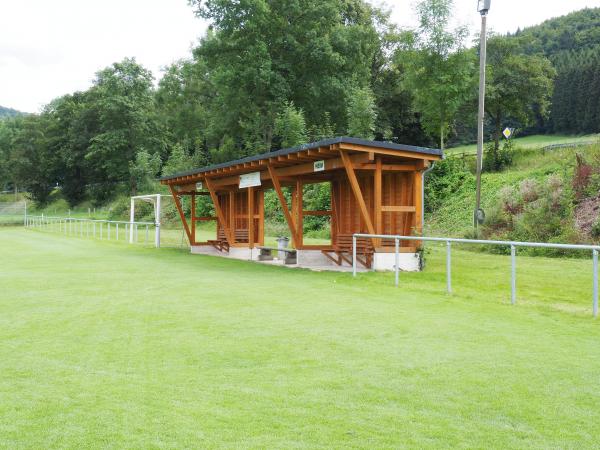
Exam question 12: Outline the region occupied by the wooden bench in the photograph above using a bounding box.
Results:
[322,234,374,268]
[257,246,297,264]
[208,228,249,252]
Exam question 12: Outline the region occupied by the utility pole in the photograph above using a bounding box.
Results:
[474,0,491,232]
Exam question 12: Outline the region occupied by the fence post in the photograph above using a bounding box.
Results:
[394,237,399,287]
[352,235,357,277]
[116,223,119,241]
[129,198,135,244]
[593,249,598,318]
[446,240,452,294]
[511,245,517,305]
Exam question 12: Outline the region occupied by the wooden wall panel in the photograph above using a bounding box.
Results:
[334,172,416,248]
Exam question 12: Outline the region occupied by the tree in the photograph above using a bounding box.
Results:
[403,0,475,150]
[485,37,556,152]
[162,143,194,177]
[346,87,377,139]
[189,0,383,153]
[86,58,163,200]
[129,149,161,195]
[274,102,307,148]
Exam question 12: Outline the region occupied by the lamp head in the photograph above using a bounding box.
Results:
[477,0,491,15]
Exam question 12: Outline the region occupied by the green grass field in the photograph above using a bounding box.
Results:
[1,227,600,448]
[446,133,600,155]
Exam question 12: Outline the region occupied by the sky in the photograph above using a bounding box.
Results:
[1,0,600,113]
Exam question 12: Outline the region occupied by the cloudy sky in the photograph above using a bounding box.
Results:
[1,0,600,113]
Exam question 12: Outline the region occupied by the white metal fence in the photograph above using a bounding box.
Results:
[353,234,600,318]
[25,215,163,247]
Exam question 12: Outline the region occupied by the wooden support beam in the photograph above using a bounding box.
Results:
[339,150,376,236]
[339,142,442,161]
[381,206,416,212]
[195,216,217,221]
[204,177,234,244]
[229,191,236,244]
[258,189,265,246]
[248,187,255,248]
[267,164,298,246]
[168,184,192,244]
[191,192,196,244]
[374,156,382,247]
[296,180,303,248]
[303,210,332,216]
[414,170,423,245]
[210,153,372,188]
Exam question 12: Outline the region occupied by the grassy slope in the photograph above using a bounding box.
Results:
[446,133,600,155]
[428,137,600,237]
[1,228,600,448]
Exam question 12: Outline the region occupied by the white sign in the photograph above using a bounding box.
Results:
[314,160,325,172]
[503,127,514,139]
[195,181,203,191]
[239,171,262,189]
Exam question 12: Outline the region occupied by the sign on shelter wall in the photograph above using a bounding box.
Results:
[239,171,261,189]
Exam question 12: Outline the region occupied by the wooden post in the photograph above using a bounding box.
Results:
[204,177,234,244]
[248,187,254,248]
[191,192,196,245]
[258,189,265,246]
[296,180,303,248]
[267,164,298,246]
[229,191,236,244]
[414,170,423,247]
[168,184,192,244]
[340,150,376,237]
[374,156,382,248]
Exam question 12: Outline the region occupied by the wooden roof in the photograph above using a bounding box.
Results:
[160,137,442,185]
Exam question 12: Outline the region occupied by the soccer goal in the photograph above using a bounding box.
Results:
[130,194,187,248]
[0,201,27,226]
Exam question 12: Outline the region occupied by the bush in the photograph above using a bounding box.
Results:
[592,218,600,239]
[483,139,514,172]
[424,157,473,213]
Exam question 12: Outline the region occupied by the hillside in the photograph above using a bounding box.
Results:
[514,8,600,60]
[427,137,600,248]
[0,105,21,118]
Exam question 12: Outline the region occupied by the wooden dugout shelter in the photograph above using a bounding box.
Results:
[160,137,442,269]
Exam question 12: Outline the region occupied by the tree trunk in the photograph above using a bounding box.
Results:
[494,115,502,154]
[439,122,445,151]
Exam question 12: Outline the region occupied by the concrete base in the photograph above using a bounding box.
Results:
[190,245,421,272]
[190,245,224,257]
[190,245,261,261]
[296,249,336,267]
[373,252,421,272]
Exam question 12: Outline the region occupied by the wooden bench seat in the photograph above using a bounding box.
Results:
[208,228,250,252]
[322,234,374,268]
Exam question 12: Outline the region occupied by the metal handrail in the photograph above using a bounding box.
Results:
[353,233,600,318]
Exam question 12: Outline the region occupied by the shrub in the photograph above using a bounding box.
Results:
[483,139,514,172]
[424,157,473,213]
[592,218,600,239]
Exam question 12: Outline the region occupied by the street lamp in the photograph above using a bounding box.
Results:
[474,0,491,232]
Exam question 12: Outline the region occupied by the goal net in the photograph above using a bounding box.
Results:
[0,201,27,226]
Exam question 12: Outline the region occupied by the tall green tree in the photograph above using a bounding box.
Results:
[485,37,556,152]
[86,58,163,201]
[346,87,377,139]
[189,0,384,154]
[274,102,308,148]
[403,0,475,150]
